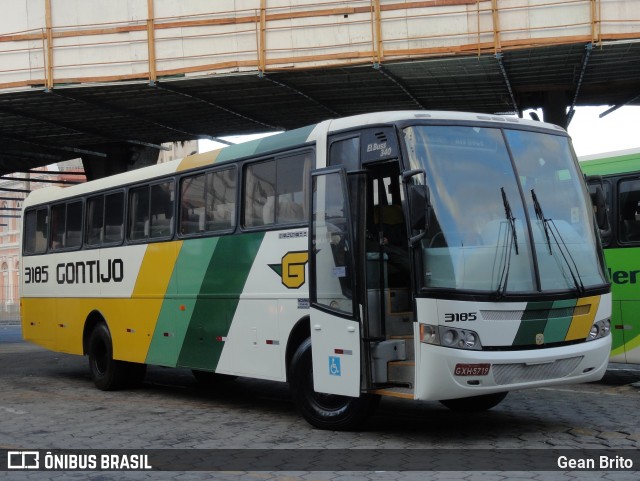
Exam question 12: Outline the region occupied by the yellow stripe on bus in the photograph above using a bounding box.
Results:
[106,241,184,362]
[22,297,161,359]
[565,295,600,341]
[176,150,220,171]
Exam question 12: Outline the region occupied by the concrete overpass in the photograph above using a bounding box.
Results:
[1,0,639,179]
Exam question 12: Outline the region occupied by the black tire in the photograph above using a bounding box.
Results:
[289,338,379,430]
[191,369,237,386]
[88,323,144,390]
[439,392,508,412]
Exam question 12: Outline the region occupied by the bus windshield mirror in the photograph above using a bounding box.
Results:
[408,184,429,245]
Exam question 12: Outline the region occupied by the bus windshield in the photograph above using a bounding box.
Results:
[404,124,608,295]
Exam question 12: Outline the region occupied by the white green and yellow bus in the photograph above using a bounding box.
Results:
[581,148,640,364]
[22,111,612,430]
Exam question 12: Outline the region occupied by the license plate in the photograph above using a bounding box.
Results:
[454,363,490,376]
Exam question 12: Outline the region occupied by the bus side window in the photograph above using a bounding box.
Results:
[244,160,276,227]
[150,181,174,238]
[129,186,150,241]
[86,195,104,245]
[619,178,640,243]
[276,152,310,224]
[49,204,66,250]
[24,208,48,255]
[180,168,236,235]
[207,168,236,231]
[329,137,359,171]
[244,154,310,228]
[65,201,83,248]
[104,192,124,243]
[180,174,206,235]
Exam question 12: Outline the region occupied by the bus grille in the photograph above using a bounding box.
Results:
[481,305,590,321]
[492,356,583,385]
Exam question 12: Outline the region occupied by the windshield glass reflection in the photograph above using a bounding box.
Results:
[403,125,607,295]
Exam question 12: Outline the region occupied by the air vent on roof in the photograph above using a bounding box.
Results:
[375,131,388,142]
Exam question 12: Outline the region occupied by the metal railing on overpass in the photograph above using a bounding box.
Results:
[0,0,638,91]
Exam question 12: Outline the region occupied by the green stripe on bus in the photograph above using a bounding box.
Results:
[543,298,577,343]
[145,238,219,367]
[513,299,579,345]
[176,232,265,370]
[215,125,315,164]
[513,301,553,346]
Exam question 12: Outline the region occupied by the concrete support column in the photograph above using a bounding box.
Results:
[542,91,568,129]
[81,143,159,181]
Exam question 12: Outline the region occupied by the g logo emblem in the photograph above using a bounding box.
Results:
[270,251,309,289]
[535,333,544,345]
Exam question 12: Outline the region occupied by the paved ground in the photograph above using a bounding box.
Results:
[0,324,639,480]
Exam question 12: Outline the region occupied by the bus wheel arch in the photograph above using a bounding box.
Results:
[285,316,310,382]
[289,337,379,430]
[85,314,146,391]
[83,310,108,356]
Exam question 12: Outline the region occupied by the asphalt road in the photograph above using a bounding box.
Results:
[1,324,639,481]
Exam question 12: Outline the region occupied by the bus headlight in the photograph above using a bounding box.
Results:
[587,318,611,341]
[420,324,482,350]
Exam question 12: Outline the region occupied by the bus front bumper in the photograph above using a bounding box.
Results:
[414,335,611,401]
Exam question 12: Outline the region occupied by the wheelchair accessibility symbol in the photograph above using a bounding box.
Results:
[329,356,341,376]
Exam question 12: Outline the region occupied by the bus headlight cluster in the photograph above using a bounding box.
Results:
[587,318,610,341]
[420,324,482,350]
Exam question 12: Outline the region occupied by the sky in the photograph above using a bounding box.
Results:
[199,106,640,159]
[566,106,640,158]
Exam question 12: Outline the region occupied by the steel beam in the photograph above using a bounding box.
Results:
[496,53,518,114]
[49,90,213,141]
[0,187,31,193]
[261,76,340,117]
[0,176,82,185]
[153,82,279,131]
[0,132,107,158]
[600,91,640,118]
[0,105,169,151]
[567,43,593,126]
[374,65,425,110]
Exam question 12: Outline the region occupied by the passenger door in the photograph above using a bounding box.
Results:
[309,167,361,397]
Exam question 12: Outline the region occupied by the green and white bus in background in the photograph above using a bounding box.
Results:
[22,111,612,430]
[581,147,640,364]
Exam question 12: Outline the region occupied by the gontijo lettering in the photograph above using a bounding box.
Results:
[24,259,125,284]
[56,259,124,284]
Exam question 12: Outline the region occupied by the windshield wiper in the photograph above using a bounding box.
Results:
[496,188,518,298]
[501,187,518,255]
[531,189,552,255]
[531,189,585,295]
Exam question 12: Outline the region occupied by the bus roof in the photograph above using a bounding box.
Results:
[24,110,566,208]
[579,147,640,177]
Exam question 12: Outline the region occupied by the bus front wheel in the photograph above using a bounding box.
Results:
[88,323,144,390]
[289,338,379,430]
[439,392,508,412]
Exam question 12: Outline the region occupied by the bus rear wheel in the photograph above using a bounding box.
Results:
[439,392,508,412]
[289,338,379,430]
[88,323,144,390]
